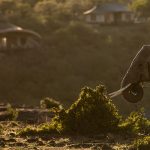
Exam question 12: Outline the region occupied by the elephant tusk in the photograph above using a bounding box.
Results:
[108,83,131,98]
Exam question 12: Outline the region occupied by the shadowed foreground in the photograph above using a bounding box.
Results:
[0,121,132,150]
[0,85,150,149]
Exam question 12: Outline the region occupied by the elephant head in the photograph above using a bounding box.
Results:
[121,45,150,103]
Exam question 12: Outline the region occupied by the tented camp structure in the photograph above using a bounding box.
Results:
[84,3,134,24]
[0,22,41,51]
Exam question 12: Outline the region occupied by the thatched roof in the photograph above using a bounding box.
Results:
[0,22,41,39]
[84,3,131,15]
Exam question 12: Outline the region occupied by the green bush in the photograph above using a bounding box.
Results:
[50,84,121,135]
[132,136,150,150]
[40,97,62,109]
[19,122,60,137]
[19,85,150,137]
[6,103,18,120]
[18,126,37,137]
[119,109,150,135]
[20,84,121,136]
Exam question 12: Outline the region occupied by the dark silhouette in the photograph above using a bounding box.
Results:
[121,45,150,103]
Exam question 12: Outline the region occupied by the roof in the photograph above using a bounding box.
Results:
[0,22,41,39]
[84,3,131,15]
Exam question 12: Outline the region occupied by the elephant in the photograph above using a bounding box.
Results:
[121,45,150,103]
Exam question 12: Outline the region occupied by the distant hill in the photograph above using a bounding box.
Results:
[0,0,150,114]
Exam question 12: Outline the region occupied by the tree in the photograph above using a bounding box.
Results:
[131,0,150,18]
[0,0,17,18]
[34,0,58,16]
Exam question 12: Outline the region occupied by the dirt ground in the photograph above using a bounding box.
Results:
[0,121,134,150]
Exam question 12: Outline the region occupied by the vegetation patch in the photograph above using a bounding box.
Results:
[40,97,63,109]
[119,109,150,135]
[19,84,121,136]
[19,85,150,138]
[53,84,121,135]
[131,136,150,150]
[6,103,18,121]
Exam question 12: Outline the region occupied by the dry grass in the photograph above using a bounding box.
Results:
[0,121,133,150]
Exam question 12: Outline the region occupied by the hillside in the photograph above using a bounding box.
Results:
[0,22,150,112]
[0,0,150,114]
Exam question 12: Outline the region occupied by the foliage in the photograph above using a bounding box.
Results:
[119,108,150,135]
[18,126,38,137]
[6,103,18,120]
[40,97,62,109]
[131,0,150,18]
[19,85,150,137]
[132,136,150,150]
[19,122,60,137]
[55,85,121,135]
[19,84,121,136]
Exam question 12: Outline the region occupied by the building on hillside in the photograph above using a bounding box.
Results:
[0,22,41,51]
[83,3,135,24]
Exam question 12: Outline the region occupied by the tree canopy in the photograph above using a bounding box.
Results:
[131,0,150,18]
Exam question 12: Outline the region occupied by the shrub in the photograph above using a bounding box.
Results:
[6,103,18,120]
[20,84,121,136]
[18,126,38,137]
[132,136,150,150]
[19,123,59,137]
[40,97,62,109]
[51,84,121,135]
[119,108,150,135]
